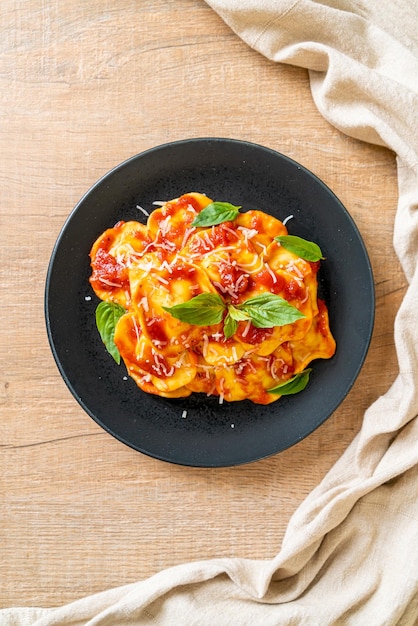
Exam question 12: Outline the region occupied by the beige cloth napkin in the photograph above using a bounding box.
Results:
[2,1,418,624]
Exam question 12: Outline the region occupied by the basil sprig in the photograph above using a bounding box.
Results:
[162,293,225,325]
[237,293,305,327]
[95,301,126,364]
[191,202,241,227]
[275,235,324,262]
[268,368,312,395]
[163,292,304,338]
[224,305,250,339]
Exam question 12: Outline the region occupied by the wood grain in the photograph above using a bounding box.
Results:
[1,0,403,608]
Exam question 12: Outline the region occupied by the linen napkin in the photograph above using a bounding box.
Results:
[2,1,418,624]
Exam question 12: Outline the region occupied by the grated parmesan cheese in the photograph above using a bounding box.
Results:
[202,333,209,359]
[140,296,149,312]
[136,205,150,217]
[99,277,122,288]
[153,274,169,285]
[237,226,258,241]
[282,214,294,226]
[222,225,240,239]
[160,260,173,273]
[265,263,277,283]
[180,227,196,249]
[132,317,141,342]
[159,216,172,236]
[286,261,304,280]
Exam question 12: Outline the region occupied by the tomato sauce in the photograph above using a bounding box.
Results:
[169,263,197,281]
[217,261,249,299]
[254,267,305,301]
[284,278,305,300]
[236,323,273,345]
[317,299,330,337]
[90,247,129,290]
[249,213,263,232]
[253,268,286,295]
[147,317,169,345]
[176,194,202,212]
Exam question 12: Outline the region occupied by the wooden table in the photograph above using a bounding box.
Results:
[1,0,404,609]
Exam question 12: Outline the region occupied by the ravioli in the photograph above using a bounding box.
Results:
[89,193,336,404]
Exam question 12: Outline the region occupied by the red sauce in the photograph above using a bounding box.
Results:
[236,323,273,345]
[188,237,208,255]
[114,315,141,361]
[123,335,172,377]
[190,283,202,297]
[160,202,177,217]
[129,322,141,342]
[269,353,295,378]
[212,222,238,245]
[217,261,249,299]
[212,333,234,345]
[255,267,305,301]
[191,222,240,255]
[147,317,169,345]
[90,247,129,290]
[169,263,197,282]
[309,260,320,274]
[284,278,304,300]
[137,352,172,377]
[134,229,151,244]
[317,299,330,337]
[96,234,113,253]
[253,268,286,295]
[153,197,200,248]
[161,195,202,222]
[176,194,202,212]
[249,213,263,232]
[166,224,186,242]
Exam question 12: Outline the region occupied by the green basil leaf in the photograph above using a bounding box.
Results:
[223,313,238,339]
[163,293,225,325]
[95,301,126,364]
[268,368,312,395]
[224,306,250,339]
[191,202,241,227]
[275,235,324,261]
[227,305,250,322]
[238,293,305,328]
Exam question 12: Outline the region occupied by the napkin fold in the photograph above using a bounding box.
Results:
[2,1,418,624]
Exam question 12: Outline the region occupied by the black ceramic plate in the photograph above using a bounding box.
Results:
[45,138,374,467]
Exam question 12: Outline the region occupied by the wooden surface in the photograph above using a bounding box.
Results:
[1,0,404,609]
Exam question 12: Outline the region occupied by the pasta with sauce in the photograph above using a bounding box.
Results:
[89,193,336,405]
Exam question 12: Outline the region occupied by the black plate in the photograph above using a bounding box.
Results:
[45,138,374,467]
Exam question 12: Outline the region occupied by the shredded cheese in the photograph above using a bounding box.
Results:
[282,214,294,226]
[136,205,150,217]
[99,277,122,288]
[265,263,277,283]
